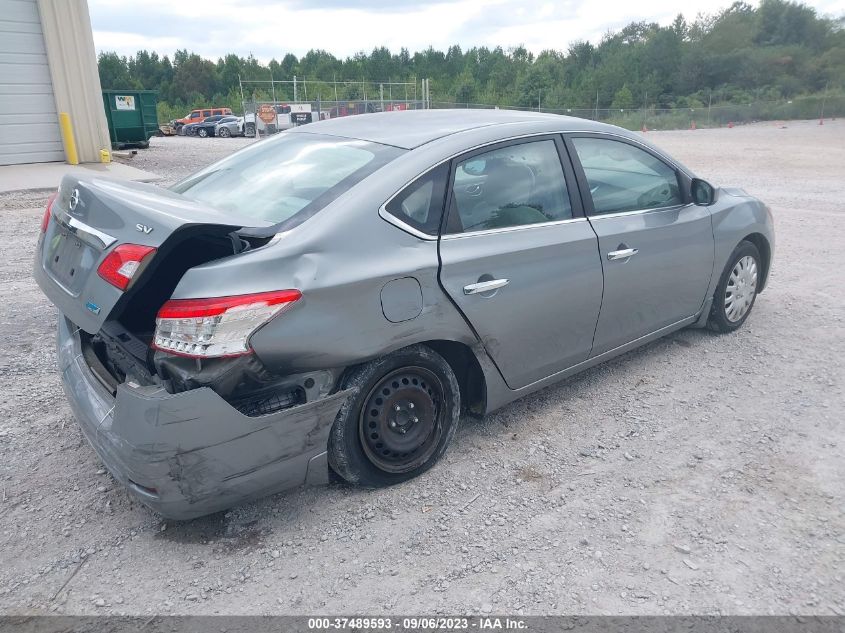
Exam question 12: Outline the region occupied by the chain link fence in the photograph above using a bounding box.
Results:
[240,94,843,133]
[430,95,845,130]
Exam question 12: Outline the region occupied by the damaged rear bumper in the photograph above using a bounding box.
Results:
[56,315,352,520]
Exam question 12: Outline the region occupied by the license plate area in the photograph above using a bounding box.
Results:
[45,227,99,295]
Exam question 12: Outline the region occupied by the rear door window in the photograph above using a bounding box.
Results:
[446,139,572,234]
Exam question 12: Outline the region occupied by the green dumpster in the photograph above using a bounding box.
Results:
[102,89,159,149]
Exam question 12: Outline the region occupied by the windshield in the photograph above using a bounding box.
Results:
[171,132,403,227]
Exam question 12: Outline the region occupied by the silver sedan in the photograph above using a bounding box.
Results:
[34,110,774,519]
[214,115,244,138]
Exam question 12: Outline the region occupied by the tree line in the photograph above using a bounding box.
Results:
[97,0,844,119]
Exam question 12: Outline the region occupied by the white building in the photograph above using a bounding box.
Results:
[0,0,110,165]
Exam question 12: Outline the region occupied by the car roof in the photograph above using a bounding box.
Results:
[289,108,622,150]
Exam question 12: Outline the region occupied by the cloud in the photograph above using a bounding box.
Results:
[89,0,845,63]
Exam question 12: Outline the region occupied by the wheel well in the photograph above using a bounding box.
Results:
[741,233,772,292]
[421,340,487,417]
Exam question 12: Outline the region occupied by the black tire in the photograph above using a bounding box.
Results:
[137,140,150,149]
[708,240,762,333]
[197,128,208,138]
[329,344,460,487]
[244,123,256,137]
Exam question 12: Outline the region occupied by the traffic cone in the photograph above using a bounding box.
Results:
[690,120,696,130]
[728,121,734,128]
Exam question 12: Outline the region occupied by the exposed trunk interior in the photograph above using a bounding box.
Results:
[82,227,311,415]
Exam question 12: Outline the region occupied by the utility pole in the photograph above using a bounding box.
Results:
[595,89,599,120]
[707,90,712,127]
[538,89,541,112]
[820,81,830,121]
[293,75,297,103]
[380,83,384,112]
[270,70,276,104]
[333,73,339,104]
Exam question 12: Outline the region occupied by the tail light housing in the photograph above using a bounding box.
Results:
[97,244,156,291]
[40,192,58,233]
[153,290,301,358]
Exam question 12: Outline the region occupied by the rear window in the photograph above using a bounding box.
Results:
[172,132,403,228]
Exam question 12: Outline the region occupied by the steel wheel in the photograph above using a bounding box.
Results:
[358,366,445,474]
[724,255,758,322]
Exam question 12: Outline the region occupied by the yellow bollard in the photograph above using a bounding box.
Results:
[100,149,111,163]
[58,113,79,165]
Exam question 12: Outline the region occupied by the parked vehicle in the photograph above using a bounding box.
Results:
[192,115,231,138]
[214,116,244,138]
[183,115,226,137]
[172,107,232,132]
[242,113,256,137]
[250,104,318,135]
[34,110,774,520]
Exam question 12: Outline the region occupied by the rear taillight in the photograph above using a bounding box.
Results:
[153,290,301,358]
[40,192,58,233]
[97,244,156,291]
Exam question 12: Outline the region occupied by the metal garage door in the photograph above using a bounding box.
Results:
[0,0,64,165]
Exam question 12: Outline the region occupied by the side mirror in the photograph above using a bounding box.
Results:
[691,178,716,206]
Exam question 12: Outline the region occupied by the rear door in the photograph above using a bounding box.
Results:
[566,134,714,356]
[438,136,604,390]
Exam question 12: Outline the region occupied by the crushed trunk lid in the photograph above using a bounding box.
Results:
[34,175,274,334]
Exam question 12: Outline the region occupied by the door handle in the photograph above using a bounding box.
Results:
[463,278,509,295]
[607,248,639,261]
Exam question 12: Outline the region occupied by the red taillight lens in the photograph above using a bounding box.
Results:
[41,192,58,233]
[97,244,156,291]
[153,290,301,358]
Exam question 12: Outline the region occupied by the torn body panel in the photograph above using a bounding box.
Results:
[58,316,353,520]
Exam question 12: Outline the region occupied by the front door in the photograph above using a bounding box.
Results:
[567,134,715,356]
[438,137,604,390]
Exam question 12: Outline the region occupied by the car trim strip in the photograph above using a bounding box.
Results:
[440,217,588,240]
[586,202,692,220]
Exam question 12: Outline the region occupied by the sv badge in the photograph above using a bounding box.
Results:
[136,223,153,234]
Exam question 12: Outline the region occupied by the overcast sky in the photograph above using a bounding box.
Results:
[89,0,845,64]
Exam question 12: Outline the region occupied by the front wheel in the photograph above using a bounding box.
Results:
[197,128,208,138]
[708,240,761,333]
[329,345,460,487]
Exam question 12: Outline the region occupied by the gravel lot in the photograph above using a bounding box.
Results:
[0,120,842,616]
